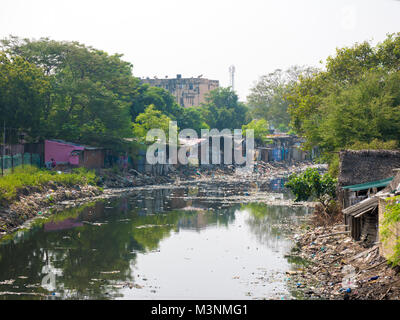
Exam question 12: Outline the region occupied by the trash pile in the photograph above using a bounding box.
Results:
[253,161,326,179]
[100,169,174,188]
[99,161,327,188]
[287,223,400,300]
[167,161,327,184]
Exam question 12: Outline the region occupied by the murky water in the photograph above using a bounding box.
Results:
[0,182,312,300]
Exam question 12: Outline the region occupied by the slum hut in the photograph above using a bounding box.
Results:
[343,196,379,245]
[265,134,293,161]
[45,140,105,169]
[78,147,105,169]
[338,150,400,209]
[341,177,394,208]
[256,147,270,162]
[342,169,400,246]
[263,134,313,162]
[291,141,310,161]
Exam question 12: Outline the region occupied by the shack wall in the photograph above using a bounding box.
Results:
[338,150,400,209]
[45,140,83,165]
[82,149,105,169]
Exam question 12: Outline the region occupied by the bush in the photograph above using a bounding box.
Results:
[285,168,337,209]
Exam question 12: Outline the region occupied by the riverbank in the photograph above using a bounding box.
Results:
[0,166,101,237]
[287,221,400,300]
[0,184,103,237]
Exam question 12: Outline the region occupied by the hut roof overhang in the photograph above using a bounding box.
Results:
[342,196,379,217]
[342,177,394,192]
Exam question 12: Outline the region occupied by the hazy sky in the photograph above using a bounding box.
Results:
[1,0,400,100]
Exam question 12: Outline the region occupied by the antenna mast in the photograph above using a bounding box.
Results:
[229,65,235,91]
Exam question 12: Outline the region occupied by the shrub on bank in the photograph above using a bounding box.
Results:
[0,165,98,204]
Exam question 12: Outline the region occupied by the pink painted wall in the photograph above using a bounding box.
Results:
[45,140,84,165]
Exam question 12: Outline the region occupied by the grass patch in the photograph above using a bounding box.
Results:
[0,165,98,205]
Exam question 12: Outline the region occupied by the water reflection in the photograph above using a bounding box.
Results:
[0,185,309,300]
[243,203,312,250]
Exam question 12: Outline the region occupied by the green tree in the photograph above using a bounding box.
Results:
[241,119,271,145]
[201,87,248,130]
[247,66,317,132]
[1,37,136,147]
[176,106,210,134]
[287,33,400,172]
[132,105,176,143]
[0,52,49,139]
[130,84,183,122]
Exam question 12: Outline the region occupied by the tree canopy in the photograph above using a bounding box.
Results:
[1,37,137,147]
[247,66,317,132]
[241,119,271,145]
[0,52,49,141]
[286,33,400,173]
[132,105,176,143]
[201,87,249,131]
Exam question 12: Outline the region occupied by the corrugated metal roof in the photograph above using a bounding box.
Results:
[342,177,394,191]
[343,196,378,217]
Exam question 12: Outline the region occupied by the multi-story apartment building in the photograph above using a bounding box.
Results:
[141,74,219,108]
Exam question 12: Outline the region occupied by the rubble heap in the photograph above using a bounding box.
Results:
[288,223,400,300]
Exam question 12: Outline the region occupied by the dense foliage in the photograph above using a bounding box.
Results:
[0,52,49,140]
[287,33,400,171]
[132,105,176,143]
[241,119,272,145]
[0,36,252,152]
[201,87,249,131]
[247,66,317,132]
[285,168,337,208]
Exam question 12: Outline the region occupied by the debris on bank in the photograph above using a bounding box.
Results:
[287,223,400,300]
[0,184,102,238]
[100,161,327,188]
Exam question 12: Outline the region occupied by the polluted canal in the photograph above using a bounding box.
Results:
[0,180,314,300]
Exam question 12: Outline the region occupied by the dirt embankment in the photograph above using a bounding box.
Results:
[0,184,102,238]
[287,222,400,300]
